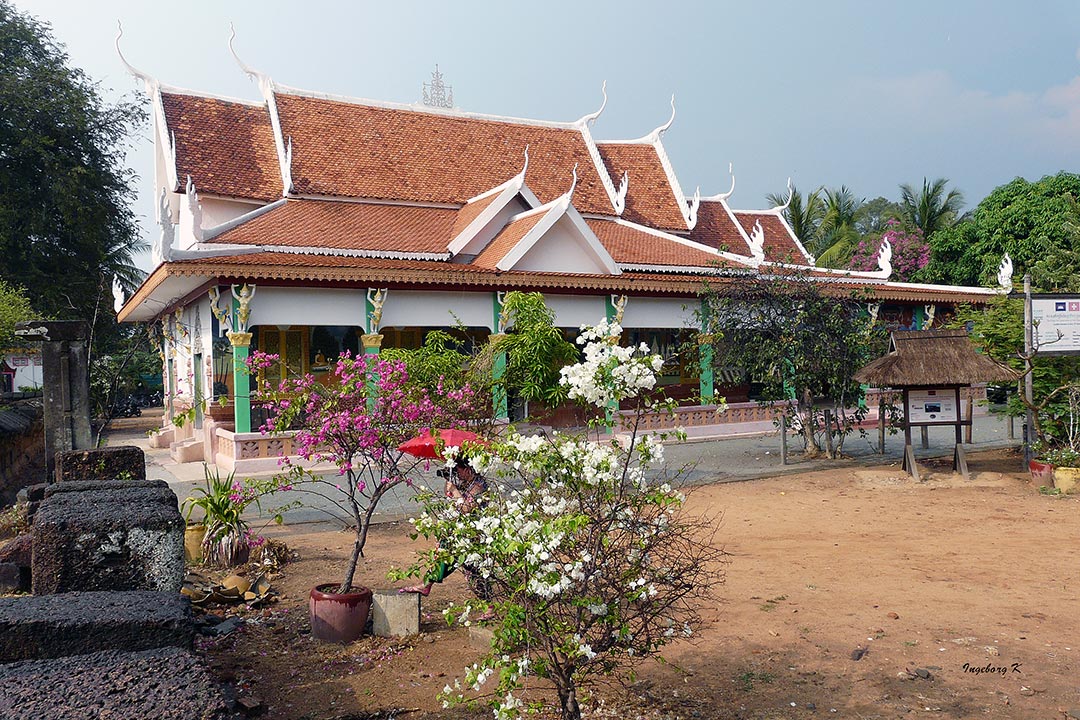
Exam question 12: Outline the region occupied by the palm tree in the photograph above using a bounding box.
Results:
[899,177,965,237]
[766,184,825,252]
[813,186,863,268]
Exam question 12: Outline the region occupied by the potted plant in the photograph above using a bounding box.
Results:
[182,466,260,567]
[247,351,482,642]
[1046,446,1080,494]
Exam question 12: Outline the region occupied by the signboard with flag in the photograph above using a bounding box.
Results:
[1032,295,1080,355]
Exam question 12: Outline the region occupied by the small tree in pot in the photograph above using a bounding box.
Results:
[247,351,483,640]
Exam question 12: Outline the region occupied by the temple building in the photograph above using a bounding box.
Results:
[114,35,1006,472]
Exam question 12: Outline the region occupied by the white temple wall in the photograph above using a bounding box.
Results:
[514,216,611,274]
[621,297,697,329]
[544,294,607,328]
[247,288,367,328]
[379,290,493,330]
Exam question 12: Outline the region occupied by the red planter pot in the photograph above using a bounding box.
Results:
[309,584,372,643]
[1028,459,1055,485]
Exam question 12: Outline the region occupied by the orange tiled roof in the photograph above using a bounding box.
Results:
[597,143,687,231]
[587,219,740,269]
[273,92,615,213]
[733,212,808,263]
[160,92,282,201]
[688,201,751,255]
[471,211,548,269]
[208,199,456,255]
[450,191,503,240]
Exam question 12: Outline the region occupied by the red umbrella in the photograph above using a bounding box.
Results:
[397,429,486,459]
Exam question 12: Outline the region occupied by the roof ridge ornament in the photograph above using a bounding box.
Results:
[568,163,579,199]
[996,253,1013,293]
[186,175,205,242]
[154,187,174,264]
[613,171,628,214]
[771,178,793,212]
[519,144,530,179]
[686,186,701,229]
[654,95,676,139]
[422,64,454,108]
[228,24,274,97]
[701,163,736,202]
[115,21,158,92]
[748,220,766,266]
[577,80,608,126]
[867,238,893,280]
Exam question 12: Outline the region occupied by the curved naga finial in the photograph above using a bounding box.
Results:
[519,144,530,179]
[115,21,157,92]
[748,220,766,266]
[771,177,794,212]
[868,238,893,280]
[229,24,274,96]
[653,94,676,138]
[613,171,629,214]
[686,186,701,229]
[186,175,204,242]
[567,162,579,200]
[997,253,1014,293]
[154,187,174,264]
[577,80,608,126]
[112,278,125,314]
[701,163,736,202]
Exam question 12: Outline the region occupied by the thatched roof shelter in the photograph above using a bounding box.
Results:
[855,329,1017,388]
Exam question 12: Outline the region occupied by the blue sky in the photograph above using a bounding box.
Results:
[13,0,1080,265]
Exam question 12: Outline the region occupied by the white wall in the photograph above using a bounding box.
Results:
[2,351,43,390]
[514,215,610,274]
[247,287,368,329]
[621,297,698,329]
[543,294,607,328]
[380,290,495,330]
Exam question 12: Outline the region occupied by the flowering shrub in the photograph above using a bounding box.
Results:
[849,220,930,281]
[247,351,483,593]
[403,320,725,720]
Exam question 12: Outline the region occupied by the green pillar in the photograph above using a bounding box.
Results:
[362,332,383,411]
[492,293,508,420]
[913,305,924,331]
[698,300,714,404]
[228,331,252,433]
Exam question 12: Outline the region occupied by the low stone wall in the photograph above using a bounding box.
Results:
[32,483,184,595]
[0,647,231,719]
[0,400,44,504]
[54,445,146,483]
[0,590,193,662]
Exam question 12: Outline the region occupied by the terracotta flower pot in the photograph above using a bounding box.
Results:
[1028,459,1055,485]
[309,584,372,643]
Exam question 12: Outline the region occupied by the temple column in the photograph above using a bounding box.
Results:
[227,331,252,433]
[913,305,925,331]
[362,332,383,410]
[492,292,508,420]
[698,300,714,404]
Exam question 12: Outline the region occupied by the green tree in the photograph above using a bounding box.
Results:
[813,186,863,268]
[767,184,824,252]
[899,177,965,238]
[481,291,579,408]
[699,273,885,458]
[855,196,902,236]
[0,279,37,349]
[0,1,147,328]
[919,173,1080,289]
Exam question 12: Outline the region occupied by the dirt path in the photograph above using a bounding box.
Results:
[199,449,1080,719]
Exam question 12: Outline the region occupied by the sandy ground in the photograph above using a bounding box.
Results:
[194,449,1080,720]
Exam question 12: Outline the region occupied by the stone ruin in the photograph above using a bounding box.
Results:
[0,445,235,718]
